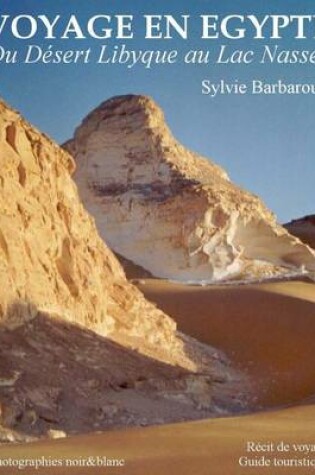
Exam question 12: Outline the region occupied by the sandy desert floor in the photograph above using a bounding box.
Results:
[1,404,315,475]
[137,279,315,408]
[1,279,315,475]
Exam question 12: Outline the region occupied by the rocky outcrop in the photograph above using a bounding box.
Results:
[0,312,250,440]
[0,99,185,364]
[0,99,254,440]
[65,95,315,282]
[285,215,315,250]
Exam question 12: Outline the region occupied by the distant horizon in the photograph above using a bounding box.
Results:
[1,0,315,223]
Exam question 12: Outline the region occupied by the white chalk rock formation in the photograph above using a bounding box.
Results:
[65,95,315,282]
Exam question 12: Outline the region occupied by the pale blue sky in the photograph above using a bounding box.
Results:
[1,0,315,222]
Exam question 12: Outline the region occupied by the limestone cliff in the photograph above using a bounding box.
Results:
[0,98,191,366]
[64,95,315,282]
[285,215,315,250]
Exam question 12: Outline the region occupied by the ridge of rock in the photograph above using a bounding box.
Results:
[64,94,315,282]
[284,215,315,250]
[0,97,190,366]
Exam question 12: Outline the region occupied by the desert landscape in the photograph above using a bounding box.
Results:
[0,95,315,474]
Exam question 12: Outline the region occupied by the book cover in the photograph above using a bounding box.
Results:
[0,1,314,474]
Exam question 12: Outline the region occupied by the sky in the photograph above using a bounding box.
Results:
[1,0,315,223]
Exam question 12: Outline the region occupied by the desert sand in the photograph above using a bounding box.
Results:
[137,279,315,408]
[1,278,315,475]
[1,405,315,475]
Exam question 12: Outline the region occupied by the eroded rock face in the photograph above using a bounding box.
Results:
[0,99,189,367]
[65,95,315,282]
[0,99,254,440]
[285,215,315,250]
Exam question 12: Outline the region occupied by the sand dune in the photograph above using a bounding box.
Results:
[2,404,315,475]
[137,280,315,408]
[1,279,314,475]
